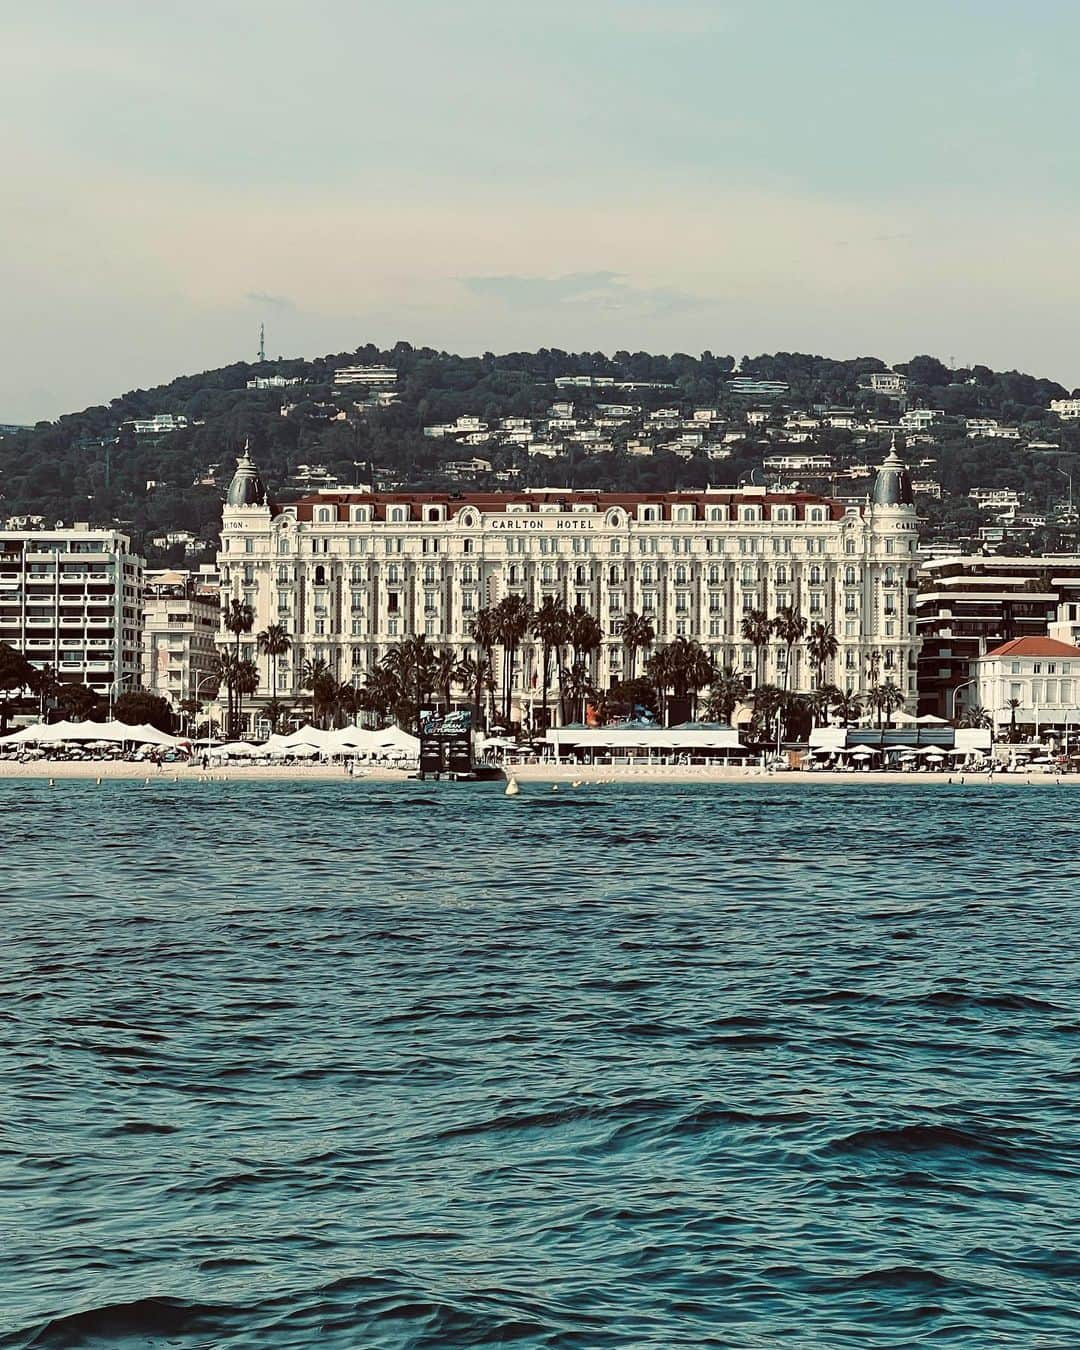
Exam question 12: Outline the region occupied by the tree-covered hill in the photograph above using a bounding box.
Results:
[2,341,1077,562]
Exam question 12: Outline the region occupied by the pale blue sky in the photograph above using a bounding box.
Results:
[2,1,1079,420]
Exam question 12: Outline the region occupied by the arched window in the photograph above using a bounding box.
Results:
[844,566,857,585]
[314,564,326,585]
[675,505,693,523]
[316,507,332,524]
[708,506,725,522]
[575,564,588,585]
[675,564,688,585]
[708,564,721,584]
[808,507,825,522]
[809,564,822,585]
[388,506,407,524]
[608,564,621,585]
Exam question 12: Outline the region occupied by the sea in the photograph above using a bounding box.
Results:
[1,778,1078,1348]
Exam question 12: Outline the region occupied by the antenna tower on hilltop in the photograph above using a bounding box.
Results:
[258,323,266,364]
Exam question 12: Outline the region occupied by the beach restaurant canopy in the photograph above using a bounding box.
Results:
[1,720,182,747]
[544,723,746,760]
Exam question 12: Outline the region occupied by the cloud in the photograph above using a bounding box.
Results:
[246,291,296,311]
[462,271,710,317]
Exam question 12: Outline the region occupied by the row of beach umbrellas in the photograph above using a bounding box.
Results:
[206,724,420,760]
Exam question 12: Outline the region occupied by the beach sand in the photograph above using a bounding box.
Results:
[0,760,1062,785]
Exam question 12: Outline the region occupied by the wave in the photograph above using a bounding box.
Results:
[827,1122,1017,1160]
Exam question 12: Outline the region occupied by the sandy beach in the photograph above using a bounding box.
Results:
[0,759,1065,785]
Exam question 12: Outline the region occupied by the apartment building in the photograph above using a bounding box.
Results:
[915,554,1080,717]
[0,526,143,696]
[217,449,920,731]
[142,566,220,709]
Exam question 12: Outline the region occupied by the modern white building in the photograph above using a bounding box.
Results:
[0,526,143,697]
[975,636,1080,735]
[869,371,909,395]
[1049,398,1080,420]
[333,364,397,387]
[216,448,921,732]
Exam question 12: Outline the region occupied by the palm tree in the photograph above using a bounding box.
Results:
[959,705,992,730]
[831,690,862,728]
[566,605,602,718]
[618,611,655,683]
[335,682,360,727]
[257,623,291,712]
[643,646,675,726]
[562,661,596,725]
[805,622,839,691]
[301,656,337,728]
[866,679,905,731]
[704,666,748,724]
[468,607,499,727]
[806,682,841,729]
[682,640,718,720]
[1005,697,1022,742]
[232,659,260,739]
[432,646,464,712]
[457,654,493,730]
[531,596,570,731]
[771,607,807,693]
[381,635,438,733]
[223,599,255,735]
[740,608,772,688]
[358,665,399,726]
[493,595,533,724]
[750,683,785,746]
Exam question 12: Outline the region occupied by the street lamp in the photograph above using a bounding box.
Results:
[186,671,218,739]
[108,672,135,719]
[949,677,978,723]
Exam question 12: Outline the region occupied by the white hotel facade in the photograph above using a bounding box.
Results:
[218,449,920,728]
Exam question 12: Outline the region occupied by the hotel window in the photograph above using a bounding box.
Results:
[676,619,688,636]
[574,565,588,585]
[675,506,693,523]
[776,565,788,585]
[510,564,522,584]
[884,650,895,669]
[810,592,822,613]
[741,507,761,523]
[610,539,622,554]
[463,592,476,613]
[675,564,688,585]
[844,595,857,614]
[741,565,756,585]
[809,565,822,585]
[610,593,623,613]
[1048,663,1057,674]
[885,621,895,636]
[541,564,554,583]
[709,619,721,637]
[425,619,437,636]
[424,591,437,613]
[709,592,722,613]
[387,592,400,613]
[351,565,364,583]
[844,566,857,585]
[278,539,290,555]
[1034,663,1042,674]
[742,592,756,611]
[350,590,363,612]
[708,564,721,584]
[708,507,725,522]
[388,507,407,523]
[642,590,657,612]
[642,564,655,583]
[845,622,857,638]
[461,564,475,583]
[885,539,894,554]
[387,564,400,584]
[424,565,437,584]
[742,648,754,670]
[463,539,474,554]
[608,565,621,585]
[278,566,291,584]
[422,538,440,555]
[351,619,363,636]
[1063,680,1073,703]
[845,538,856,555]
[675,593,689,614]
[388,618,399,636]
[576,592,588,609]
[314,619,325,635]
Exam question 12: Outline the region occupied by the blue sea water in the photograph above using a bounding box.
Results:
[1,778,1078,1348]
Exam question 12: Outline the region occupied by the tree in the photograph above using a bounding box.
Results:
[232,659,260,737]
[0,642,33,732]
[457,654,494,729]
[531,596,570,731]
[805,622,839,690]
[493,595,533,724]
[866,680,905,730]
[749,683,784,745]
[380,635,437,732]
[1005,697,1022,742]
[771,607,807,692]
[959,705,992,729]
[618,611,655,683]
[257,623,291,709]
[565,605,602,722]
[223,599,255,734]
[831,690,862,728]
[806,683,841,729]
[432,647,464,711]
[740,608,772,688]
[468,607,499,727]
[561,661,596,724]
[358,664,400,726]
[113,688,175,733]
[27,663,60,721]
[301,656,338,728]
[55,681,102,722]
[704,666,748,724]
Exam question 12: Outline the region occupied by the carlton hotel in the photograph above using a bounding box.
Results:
[218,449,919,726]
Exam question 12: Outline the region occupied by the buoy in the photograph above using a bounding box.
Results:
[551,784,558,792]
[48,778,54,787]
[572,779,582,788]
[96,777,101,785]
[504,775,520,796]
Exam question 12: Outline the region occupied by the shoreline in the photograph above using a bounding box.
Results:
[0,760,1066,785]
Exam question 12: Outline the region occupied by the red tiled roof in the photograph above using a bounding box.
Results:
[984,636,1080,659]
[282,489,850,523]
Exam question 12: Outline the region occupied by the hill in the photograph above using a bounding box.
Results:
[2,342,1078,562]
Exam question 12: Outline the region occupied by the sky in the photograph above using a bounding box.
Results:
[2,0,1080,422]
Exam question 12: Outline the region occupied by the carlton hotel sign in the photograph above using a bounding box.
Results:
[487,515,598,532]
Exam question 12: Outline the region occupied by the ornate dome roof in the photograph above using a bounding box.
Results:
[225,449,268,508]
[872,440,914,507]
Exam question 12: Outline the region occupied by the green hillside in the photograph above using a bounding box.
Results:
[2,342,1077,562]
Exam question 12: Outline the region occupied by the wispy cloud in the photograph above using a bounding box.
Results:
[462,271,710,317]
[246,290,296,311]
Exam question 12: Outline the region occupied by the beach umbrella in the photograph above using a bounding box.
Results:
[848,744,880,755]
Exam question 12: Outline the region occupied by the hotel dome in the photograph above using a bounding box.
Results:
[872,442,914,508]
[226,449,268,508]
